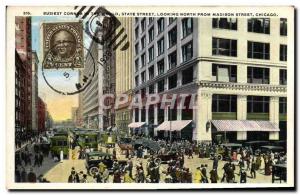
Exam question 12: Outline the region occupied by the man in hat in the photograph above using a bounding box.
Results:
[209,168,219,183]
[27,168,37,183]
[68,169,79,183]
[240,168,247,183]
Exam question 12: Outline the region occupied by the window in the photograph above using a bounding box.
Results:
[148,46,154,62]
[157,80,165,92]
[247,67,269,84]
[212,18,237,30]
[149,17,154,25]
[135,76,139,86]
[169,17,176,24]
[168,74,177,89]
[168,27,177,48]
[148,66,154,80]
[135,59,139,72]
[212,94,237,112]
[157,18,164,34]
[135,17,139,24]
[182,66,194,84]
[280,44,287,61]
[168,107,177,121]
[157,38,164,56]
[212,64,237,82]
[135,27,139,39]
[141,88,146,99]
[279,97,287,114]
[168,51,177,69]
[149,84,155,94]
[141,53,146,66]
[182,18,193,38]
[141,107,146,122]
[182,42,193,62]
[248,18,270,34]
[212,38,237,57]
[280,18,287,36]
[141,71,146,83]
[157,103,164,124]
[247,41,270,60]
[280,69,287,85]
[141,36,146,49]
[157,60,164,75]
[134,108,139,122]
[148,27,154,43]
[135,43,139,55]
[141,18,146,32]
[247,96,269,113]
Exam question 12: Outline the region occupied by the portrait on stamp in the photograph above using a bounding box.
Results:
[42,21,84,69]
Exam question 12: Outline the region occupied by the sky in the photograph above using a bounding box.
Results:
[32,16,92,121]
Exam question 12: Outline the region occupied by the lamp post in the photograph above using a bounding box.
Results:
[169,106,172,143]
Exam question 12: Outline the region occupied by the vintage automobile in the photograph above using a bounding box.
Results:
[244,141,269,151]
[210,143,242,161]
[154,150,181,164]
[272,164,287,183]
[85,151,127,175]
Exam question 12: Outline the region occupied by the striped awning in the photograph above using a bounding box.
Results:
[211,120,280,132]
[128,122,146,128]
[156,120,192,131]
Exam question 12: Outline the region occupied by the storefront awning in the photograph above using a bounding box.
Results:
[211,120,280,132]
[156,120,192,131]
[128,122,146,128]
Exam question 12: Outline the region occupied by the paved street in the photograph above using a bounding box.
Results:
[39,145,274,183]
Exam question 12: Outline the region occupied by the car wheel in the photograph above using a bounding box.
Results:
[154,158,161,164]
[218,155,223,160]
[89,166,99,175]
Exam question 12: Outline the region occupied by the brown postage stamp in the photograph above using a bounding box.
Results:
[42,22,84,69]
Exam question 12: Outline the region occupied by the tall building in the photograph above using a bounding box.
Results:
[15,16,32,133]
[31,51,39,132]
[115,17,133,136]
[132,17,287,143]
[71,107,78,126]
[81,18,116,131]
[38,97,46,132]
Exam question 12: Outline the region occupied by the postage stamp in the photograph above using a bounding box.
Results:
[6,5,295,190]
[42,21,84,69]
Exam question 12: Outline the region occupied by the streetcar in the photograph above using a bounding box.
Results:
[50,130,69,158]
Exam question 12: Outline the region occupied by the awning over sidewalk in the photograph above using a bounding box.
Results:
[128,122,146,128]
[156,120,192,131]
[211,120,280,132]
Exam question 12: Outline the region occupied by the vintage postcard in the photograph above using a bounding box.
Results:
[6,6,295,190]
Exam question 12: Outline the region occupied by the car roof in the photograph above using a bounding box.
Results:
[87,151,112,157]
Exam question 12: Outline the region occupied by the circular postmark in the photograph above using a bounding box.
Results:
[42,42,96,95]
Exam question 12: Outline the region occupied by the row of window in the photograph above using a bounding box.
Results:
[136,66,194,93]
[212,94,287,114]
[135,41,193,70]
[212,37,287,61]
[212,63,287,85]
[135,17,193,40]
[136,17,287,38]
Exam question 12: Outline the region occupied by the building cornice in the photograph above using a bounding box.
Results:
[199,80,287,94]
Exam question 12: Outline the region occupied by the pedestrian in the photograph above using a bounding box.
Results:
[60,150,64,162]
[250,159,256,179]
[39,152,44,167]
[102,167,109,183]
[15,168,21,182]
[124,170,134,183]
[21,167,27,182]
[193,167,203,183]
[240,168,247,183]
[201,164,208,183]
[34,154,39,167]
[68,170,79,183]
[94,172,102,183]
[81,174,88,183]
[213,156,219,170]
[27,168,37,183]
[113,170,121,183]
[209,168,219,183]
